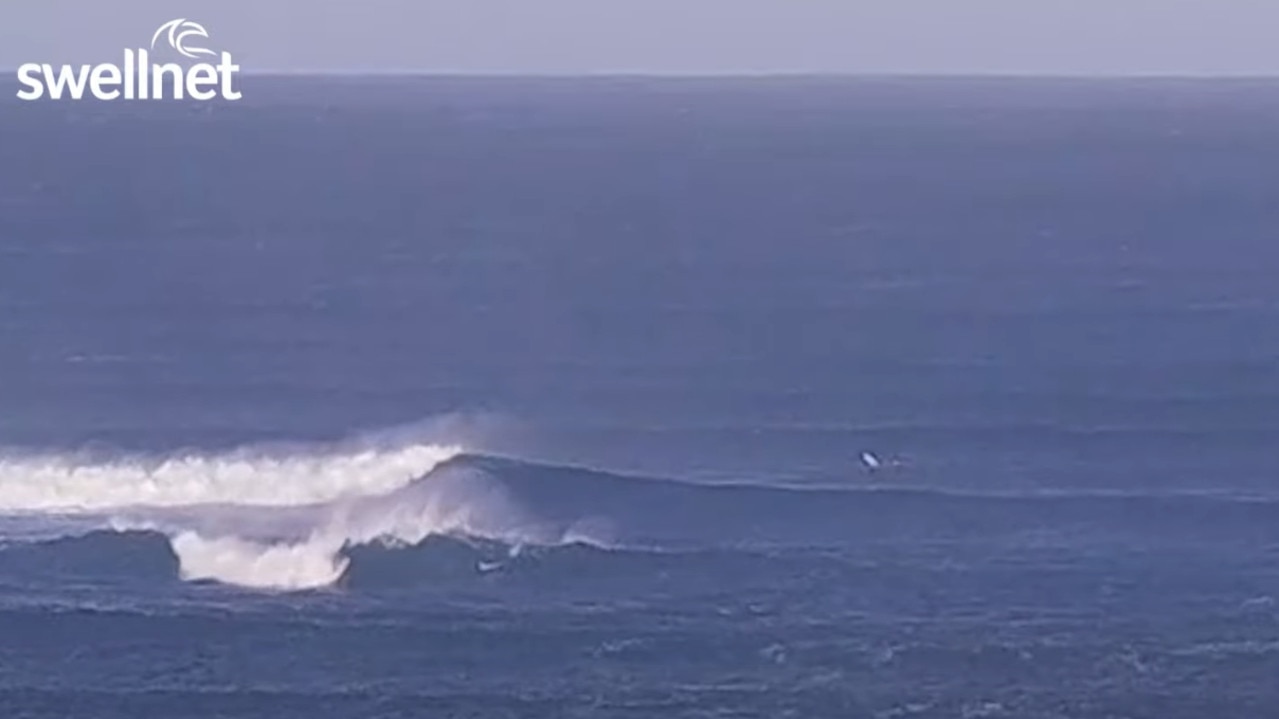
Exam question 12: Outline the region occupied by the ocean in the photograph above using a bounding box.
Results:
[1,77,1278,717]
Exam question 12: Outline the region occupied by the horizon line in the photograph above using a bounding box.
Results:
[244,71,1279,80]
[4,64,1279,82]
[3,67,1279,81]
[132,70,1279,82]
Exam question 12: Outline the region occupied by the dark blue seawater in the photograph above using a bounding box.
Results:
[2,77,1279,717]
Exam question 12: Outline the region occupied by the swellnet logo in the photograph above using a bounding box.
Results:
[15,18,242,101]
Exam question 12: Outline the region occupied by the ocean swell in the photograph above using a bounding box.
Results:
[6,440,1279,592]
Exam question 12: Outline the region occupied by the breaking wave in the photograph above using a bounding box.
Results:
[5,434,1279,592]
[0,434,566,591]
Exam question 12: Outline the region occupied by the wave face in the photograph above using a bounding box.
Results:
[5,439,1279,592]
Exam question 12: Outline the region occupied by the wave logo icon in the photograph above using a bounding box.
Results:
[151,18,217,59]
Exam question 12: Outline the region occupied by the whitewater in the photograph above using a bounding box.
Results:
[0,442,462,512]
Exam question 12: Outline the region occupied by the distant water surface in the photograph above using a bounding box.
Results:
[1,77,1277,718]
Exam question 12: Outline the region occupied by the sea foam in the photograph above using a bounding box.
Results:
[0,442,461,512]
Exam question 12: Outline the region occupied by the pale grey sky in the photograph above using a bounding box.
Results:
[2,0,1277,76]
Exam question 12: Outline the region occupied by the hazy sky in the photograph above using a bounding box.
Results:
[2,0,1277,76]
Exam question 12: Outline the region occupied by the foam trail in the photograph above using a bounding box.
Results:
[0,443,461,513]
